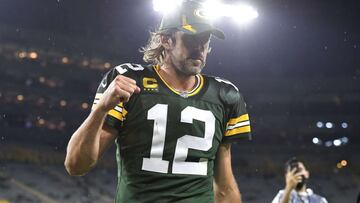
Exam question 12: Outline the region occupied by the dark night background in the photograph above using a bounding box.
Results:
[0,0,359,202]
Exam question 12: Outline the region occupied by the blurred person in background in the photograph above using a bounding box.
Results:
[272,157,328,203]
[64,0,251,202]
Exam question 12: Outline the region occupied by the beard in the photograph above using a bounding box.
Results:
[183,59,205,74]
[169,52,206,76]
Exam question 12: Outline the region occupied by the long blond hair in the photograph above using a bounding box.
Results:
[140,28,177,66]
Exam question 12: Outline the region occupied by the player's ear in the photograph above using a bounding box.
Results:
[160,34,174,50]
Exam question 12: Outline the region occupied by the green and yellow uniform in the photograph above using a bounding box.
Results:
[92,63,251,203]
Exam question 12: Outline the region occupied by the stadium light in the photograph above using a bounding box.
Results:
[312,137,320,144]
[316,121,324,128]
[29,51,38,59]
[153,0,258,24]
[229,4,259,24]
[202,1,258,23]
[341,122,348,129]
[340,160,347,167]
[325,122,333,129]
[324,141,332,147]
[201,0,225,19]
[152,0,183,14]
[341,137,349,144]
[16,94,24,102]
[333,139,341,147]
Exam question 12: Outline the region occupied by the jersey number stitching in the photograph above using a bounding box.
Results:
[142,104,215,176]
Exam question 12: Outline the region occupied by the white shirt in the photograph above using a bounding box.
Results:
[272,188,328,203]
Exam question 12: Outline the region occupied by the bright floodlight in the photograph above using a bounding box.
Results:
[341,137,349,144]
[202,1,259,23]
[201,0,224,19]
[153,0,259,24]
[316,121,324,128]
[341,122,348,129]
[340,160,348,167]
[333,139,341,147]
[153,0,183,14]
[312,137,319,144]
[325,122,333,129]
[230,4,259,23]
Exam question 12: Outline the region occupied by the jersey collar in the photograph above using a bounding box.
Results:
[153,65,204,98]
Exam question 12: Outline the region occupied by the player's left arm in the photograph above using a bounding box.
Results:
[214,143,242,203]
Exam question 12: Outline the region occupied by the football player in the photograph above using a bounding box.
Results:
[65,1,251,202]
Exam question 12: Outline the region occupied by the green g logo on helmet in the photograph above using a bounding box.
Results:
[159,0,225,39]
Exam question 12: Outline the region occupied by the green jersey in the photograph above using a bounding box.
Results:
[92,63,251,203]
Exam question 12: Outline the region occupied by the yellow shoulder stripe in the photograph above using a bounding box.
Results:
[227,114,249,125]
[117,102,124,108]
[93,90,128,121]
[225,126,251,136]
[108,102,127,121]
[108,109,125,121]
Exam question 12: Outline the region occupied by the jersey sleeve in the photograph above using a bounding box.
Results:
[91,63,141,129]
[218,79,252,143]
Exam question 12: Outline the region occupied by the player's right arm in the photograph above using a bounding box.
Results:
[64,74,140,176]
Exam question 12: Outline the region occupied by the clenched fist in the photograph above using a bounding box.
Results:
[97,75,140,112]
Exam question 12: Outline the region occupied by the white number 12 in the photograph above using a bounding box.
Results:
[142,104,215,176]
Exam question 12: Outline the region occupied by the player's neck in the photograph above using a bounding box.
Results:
[159,64,197,92]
